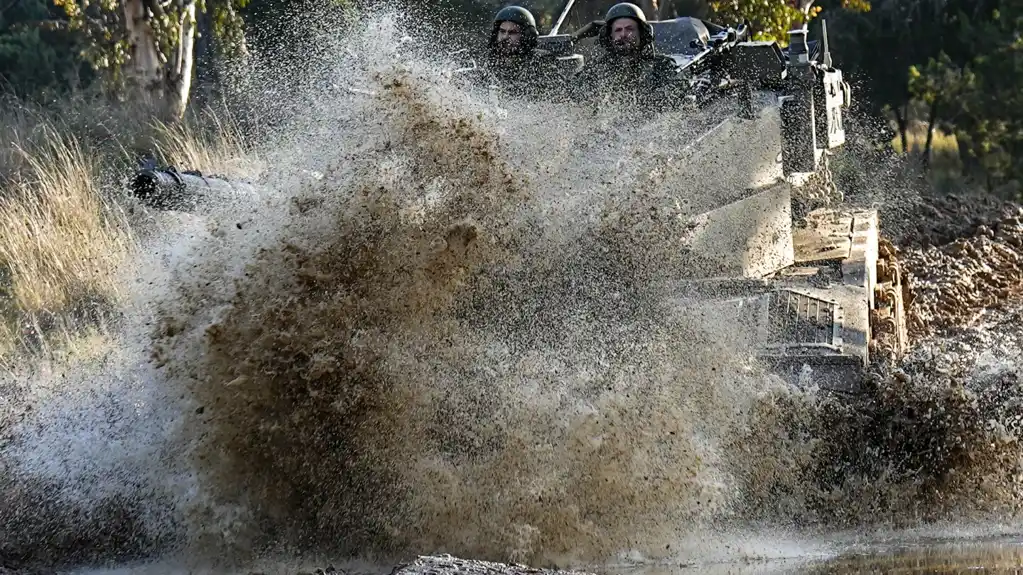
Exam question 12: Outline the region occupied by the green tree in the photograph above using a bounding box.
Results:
[919,1,1023,185]
[812,0,953,153]
[0,0,91,98]
[49,0,250,119]
[707,0,870,43]
[907,51,967,167]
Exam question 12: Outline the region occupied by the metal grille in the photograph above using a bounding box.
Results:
[760,289,842,354]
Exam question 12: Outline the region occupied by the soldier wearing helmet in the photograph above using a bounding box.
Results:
[471,5,566,100]
[489,5,538,60]
[570,2,682,112]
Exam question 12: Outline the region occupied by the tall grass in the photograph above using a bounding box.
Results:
[0,94,250,364]
[0,130,135,359]
[150,108,259,178]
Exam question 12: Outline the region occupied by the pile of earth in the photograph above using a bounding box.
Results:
[888,190,1023,336]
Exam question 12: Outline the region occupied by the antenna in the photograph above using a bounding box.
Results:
[548,0,577,36]
[821,19,832,68]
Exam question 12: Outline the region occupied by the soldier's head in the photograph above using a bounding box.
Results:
[599,3,654,56]
[489,5,539,58]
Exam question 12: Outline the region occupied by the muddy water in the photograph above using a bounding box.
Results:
[657,533,1023,574]
[5,7,1023,575]
[63,530,1023,574]
[625,540,1023,574]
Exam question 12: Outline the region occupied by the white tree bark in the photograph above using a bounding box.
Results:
[121,0,197,119]
[170,1,198,119]
[122,0,164,97]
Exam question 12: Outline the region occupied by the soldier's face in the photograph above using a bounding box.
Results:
[496,21,523,55]
[610,18,640,53]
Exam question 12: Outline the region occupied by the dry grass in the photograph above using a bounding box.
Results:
[0,129,136,360]
[0,94,254,182]
[890,118,966,195]
[0,96,155,184]
[150,108,259,178]
[0,95,251,363]
[891,120,962,171]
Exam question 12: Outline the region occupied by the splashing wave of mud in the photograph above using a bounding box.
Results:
[5,8,1023,574]
[152,14,772,565]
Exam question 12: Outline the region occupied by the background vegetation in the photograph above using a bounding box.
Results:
[4,0,1019,183]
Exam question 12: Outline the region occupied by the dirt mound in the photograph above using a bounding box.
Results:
[897,192,1022,249]
[894,192,1023,337]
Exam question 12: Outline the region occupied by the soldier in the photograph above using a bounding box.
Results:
[472,5,567,101]
[570,2,683,113]
[490,5,537,60]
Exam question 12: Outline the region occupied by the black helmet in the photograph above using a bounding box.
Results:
[494,5,536,30]
[490,5,539,54]
[599,2,655,52]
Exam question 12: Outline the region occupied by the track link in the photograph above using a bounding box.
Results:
[869,236,911,365]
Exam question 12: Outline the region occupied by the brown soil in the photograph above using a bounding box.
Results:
[889,191,1023,337]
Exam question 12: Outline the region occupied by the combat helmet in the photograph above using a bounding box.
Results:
[489,5,539,54]
[599,2,655,51]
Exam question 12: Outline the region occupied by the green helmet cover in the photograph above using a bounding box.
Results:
[490,5,539,54]
[604,2,648,24]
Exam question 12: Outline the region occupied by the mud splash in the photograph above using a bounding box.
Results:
[153,10,1023,567]
[0,212,214,571]
[4,7,1023,575]
[152,16,769,566]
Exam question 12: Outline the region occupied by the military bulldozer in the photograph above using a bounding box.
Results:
[126,3,911,391]
[535,2,910,390]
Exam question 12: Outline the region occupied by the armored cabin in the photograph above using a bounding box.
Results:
[537,14,906,391]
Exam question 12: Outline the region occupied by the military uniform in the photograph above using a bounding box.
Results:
[478,51,568,101]
[465,6,570,102]
[570,3,686,114]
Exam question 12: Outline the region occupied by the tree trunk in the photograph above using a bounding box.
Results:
[191,6,216,110]
[893,105,908,155]
[121,0,197,120]
[923,99,939,168]
[639,0,659,18]
[169,1,198,120]
[957,133,983,181]
[122,0,164,105]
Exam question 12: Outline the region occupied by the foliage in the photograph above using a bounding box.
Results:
[0,0,92,98]
[707,0,870,44]
[50,0,249,84]
[8,0,1023,188]
[893,1,1023,184]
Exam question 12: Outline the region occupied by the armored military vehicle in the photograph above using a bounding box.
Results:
[129,3,910,391]
[533,1,909,390]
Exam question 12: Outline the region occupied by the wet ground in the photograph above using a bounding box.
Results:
[58,526,1023,575]
[390,532,1023,575]
[637,536,1023,574]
